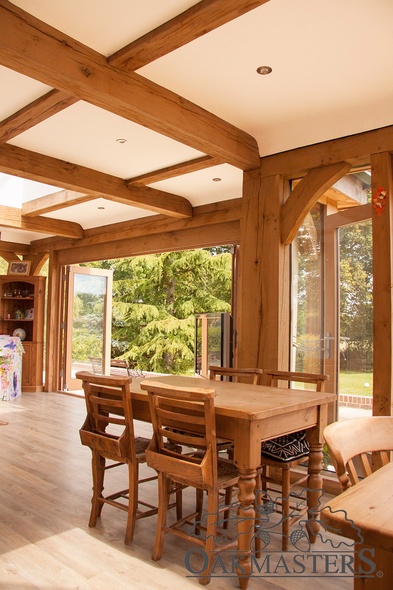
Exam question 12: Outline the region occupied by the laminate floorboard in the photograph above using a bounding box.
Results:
[0,392,352,590]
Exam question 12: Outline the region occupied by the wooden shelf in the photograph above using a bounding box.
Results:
[0,276,46,392]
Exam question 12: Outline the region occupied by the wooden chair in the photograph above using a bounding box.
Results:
[323,416,393,491]
[89,357,145,378]
[140,379,239,586]
[257,369,329,551]
[209,365,264,385]
[209,366,264,457]
[77,371,180,544]
[89,356,104,374]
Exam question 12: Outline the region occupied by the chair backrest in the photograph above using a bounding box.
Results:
[323,416,393,491]
[262,369,329,392]
[89,357,103,374]
[110,359,132,376]
[140,379,218,489]
[209,365,263,385]
[76,371,135,462]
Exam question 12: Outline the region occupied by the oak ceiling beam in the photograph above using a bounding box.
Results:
[30,198,242,251]
[0,240,31,255]
[0,250,20,263]
[0,2,268,151]
[281,161,352,245]
[0,89,77,144]
[0,1,259,171]
[127,155,223,186]
[0,144,192,218]
[0,205,84,238]
[109,0,270,71]
[22,190,96,217]
[261,125,393,180]
[56,221,240,266]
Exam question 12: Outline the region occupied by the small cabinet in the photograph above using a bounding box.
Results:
[0,276,46,392]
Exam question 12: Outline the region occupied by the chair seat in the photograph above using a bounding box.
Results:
[194,453,238,483]
[261,430,309,463]
[134,436,151,457]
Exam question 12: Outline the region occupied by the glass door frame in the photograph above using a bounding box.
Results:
[290,199,371,423]
[324,202,372,421]
[60,265,113,391]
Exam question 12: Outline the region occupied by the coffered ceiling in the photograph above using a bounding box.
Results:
[0,0,392,246]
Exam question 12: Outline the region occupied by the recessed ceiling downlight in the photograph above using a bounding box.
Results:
[256,65,272,75]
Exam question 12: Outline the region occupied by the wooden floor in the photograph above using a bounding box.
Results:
[0,392,353,590]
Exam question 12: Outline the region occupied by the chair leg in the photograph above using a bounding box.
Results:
[281,465,290,551]
[175,482,183,520]
[199,491,219,586]
[152,472,169,562]
[223,486,235,529]
[195,488,204,536]
[89,451,105,527]
[124,461,139,545]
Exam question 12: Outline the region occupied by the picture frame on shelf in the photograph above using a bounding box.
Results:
[8,261,31,276]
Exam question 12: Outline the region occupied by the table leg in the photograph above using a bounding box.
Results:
[354,544,393,589]
[307,441,324,543]
[236,468,257,590]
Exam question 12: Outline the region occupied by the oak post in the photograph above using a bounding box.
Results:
[236,168,290,370]
[45,251,61,392]
[371,152,393,416]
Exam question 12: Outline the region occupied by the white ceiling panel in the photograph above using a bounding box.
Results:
[0,66,52,120]
[43,197,155,229]
[12,0,199,56]
[151,164,243,206]
[9,101,205,179]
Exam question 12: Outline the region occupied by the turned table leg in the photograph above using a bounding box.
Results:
[307,441,324,543]
[236,468,258,589]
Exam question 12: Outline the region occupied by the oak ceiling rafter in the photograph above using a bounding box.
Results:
[108,0,270,71]
[22,190,97,218]
[0,1,259,172]
[0,89,78,144]
[0,143,192,218]
[0,204,84,238]
[127,155,224,186]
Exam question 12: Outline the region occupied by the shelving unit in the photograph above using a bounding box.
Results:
[0,276,46,392]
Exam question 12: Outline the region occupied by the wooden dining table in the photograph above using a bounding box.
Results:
[130,374,335,589]
[321,461,393,590]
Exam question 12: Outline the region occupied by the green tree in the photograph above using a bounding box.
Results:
[88,249,232,374]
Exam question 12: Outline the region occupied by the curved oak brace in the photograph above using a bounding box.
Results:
[281,161,352,245]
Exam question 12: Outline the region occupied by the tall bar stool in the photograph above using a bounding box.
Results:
[77,371,179,544]
[141,379,239,586]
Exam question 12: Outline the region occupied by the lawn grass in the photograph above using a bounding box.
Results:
[339,371,373,396]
